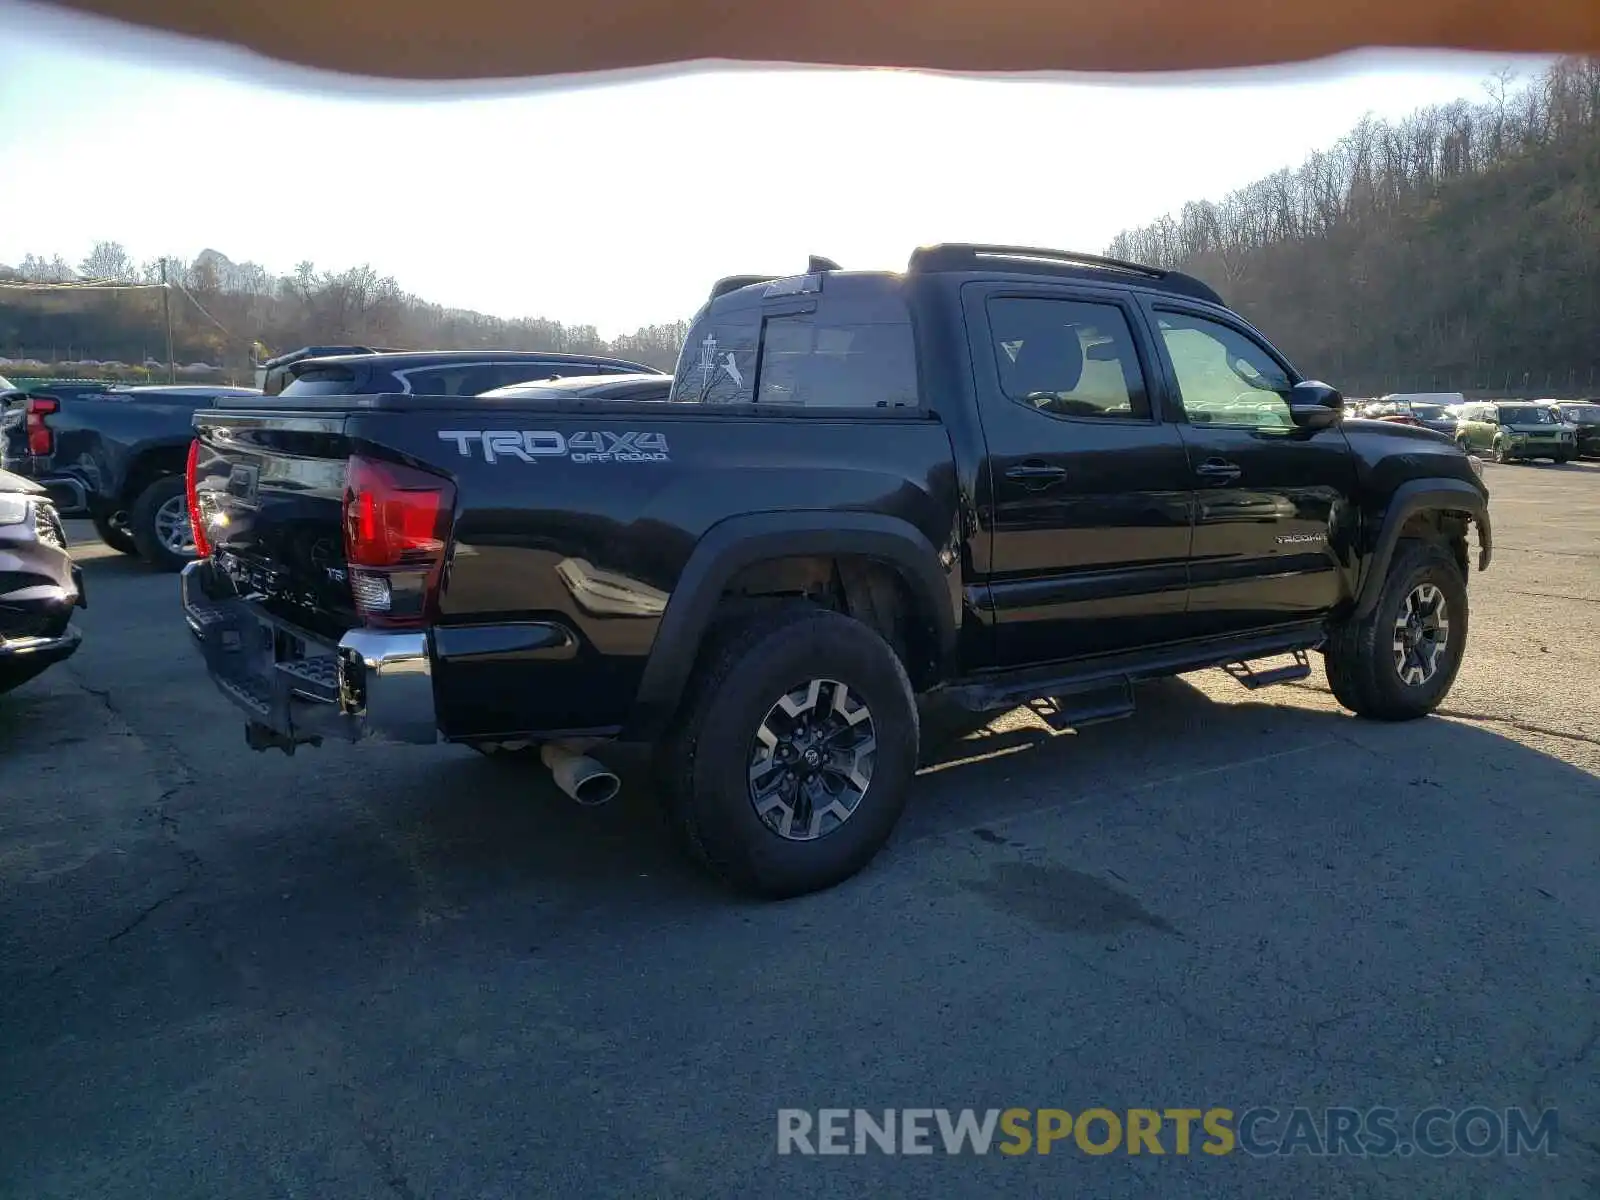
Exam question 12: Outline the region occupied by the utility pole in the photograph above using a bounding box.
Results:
[161,259,176,383]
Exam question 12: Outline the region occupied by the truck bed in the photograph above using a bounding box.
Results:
[189,395,959,739]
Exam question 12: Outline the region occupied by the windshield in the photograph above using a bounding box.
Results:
[1498,406,1553,425]
[1559,405,1600,422]
[0,374,14,392]
[1409,404,1448,420]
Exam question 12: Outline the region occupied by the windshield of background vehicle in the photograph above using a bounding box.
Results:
[1499,406,1556,424]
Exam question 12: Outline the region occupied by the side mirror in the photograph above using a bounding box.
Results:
[1084,342,1121,362]
[1288,380,1343,430]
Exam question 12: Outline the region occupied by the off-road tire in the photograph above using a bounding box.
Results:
[659,605,919,899]
[1322,538,1468,721]
[90,511,138,556]
[1492,439,1512,464]
[129,475,195,572]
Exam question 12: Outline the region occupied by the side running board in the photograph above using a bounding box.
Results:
[937,621,1326,715]
[1223,650,1311,690]
[1026,681,1137,731]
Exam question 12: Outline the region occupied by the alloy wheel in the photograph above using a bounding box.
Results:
[154,494,197,557]
[747,678,877,842]
[1393,582,1450,687]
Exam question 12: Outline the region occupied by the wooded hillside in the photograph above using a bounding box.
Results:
[1107,57,1600,398]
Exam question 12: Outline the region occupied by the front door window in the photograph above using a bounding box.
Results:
[1156,312,1293,429]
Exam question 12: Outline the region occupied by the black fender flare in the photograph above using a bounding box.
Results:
[113,436,195,505]
[1352,478,1491,620]
[624,510,960,740]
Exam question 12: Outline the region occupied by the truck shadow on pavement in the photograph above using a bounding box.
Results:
[245,670,1598,929]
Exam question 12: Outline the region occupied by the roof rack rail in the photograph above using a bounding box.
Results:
[906,243,1224,306]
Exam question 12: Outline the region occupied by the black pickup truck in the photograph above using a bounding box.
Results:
[2,383,263,569]
[179,244,1492,898]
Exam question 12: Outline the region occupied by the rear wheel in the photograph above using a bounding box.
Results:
[90,510,138,556]
[660,606,918,898]
[1322,538,1468,721]
[129,475,196,572]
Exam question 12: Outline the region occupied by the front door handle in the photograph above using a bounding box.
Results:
[1006,462,1067,489]
[1195,458,1241,484]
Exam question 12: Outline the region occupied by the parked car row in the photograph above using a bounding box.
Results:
[1346,392,1600,463]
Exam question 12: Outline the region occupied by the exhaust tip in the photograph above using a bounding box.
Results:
[573,771,622,807]
[542,742,623,807]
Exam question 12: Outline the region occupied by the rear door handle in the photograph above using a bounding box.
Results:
[1006,462,1067,488]
[1195,458,1241,483]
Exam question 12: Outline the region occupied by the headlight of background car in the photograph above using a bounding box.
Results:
[0,494,31,525]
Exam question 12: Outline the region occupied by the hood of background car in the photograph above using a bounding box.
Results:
[0,467,46,495]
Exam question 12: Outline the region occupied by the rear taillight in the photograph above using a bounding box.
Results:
[185,438,212,557]
[25,396,59,457]
[341,455,455,628]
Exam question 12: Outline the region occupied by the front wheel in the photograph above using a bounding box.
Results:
[1492,440,1512,464]
[128,475,197,572]
[660,606,919,898]
[1322,539,1468,721]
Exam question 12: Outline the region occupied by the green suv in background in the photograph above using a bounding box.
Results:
[1455,401,1577,463]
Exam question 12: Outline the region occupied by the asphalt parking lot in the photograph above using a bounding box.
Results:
[3,460,1597,1199]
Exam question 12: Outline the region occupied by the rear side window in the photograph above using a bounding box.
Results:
[754,315,917,408]
[279,367,357,396]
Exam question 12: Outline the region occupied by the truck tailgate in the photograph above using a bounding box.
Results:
[192,410,359,636]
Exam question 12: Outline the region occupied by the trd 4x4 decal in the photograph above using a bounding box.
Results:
[437,430,671,464]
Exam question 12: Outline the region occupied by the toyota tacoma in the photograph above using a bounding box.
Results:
[178,244,1492,898]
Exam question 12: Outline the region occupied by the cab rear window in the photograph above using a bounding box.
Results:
[280,367,357,396]
[754,316,918,408]
[673,284,918,409]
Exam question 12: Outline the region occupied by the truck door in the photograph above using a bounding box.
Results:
[962,283,1194,665]
[1138,301,1356,637]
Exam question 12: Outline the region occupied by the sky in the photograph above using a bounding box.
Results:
[0,1,1556,338]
